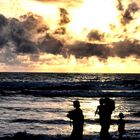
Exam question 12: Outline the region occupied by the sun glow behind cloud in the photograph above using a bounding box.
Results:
[0,0,140,73]
[68,0,118,37]
[20,0,119,39]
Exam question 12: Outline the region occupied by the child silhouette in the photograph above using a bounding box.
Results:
[117,113,125,139]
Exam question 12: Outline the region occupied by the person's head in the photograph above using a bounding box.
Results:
[73,100,80,108]
[119,113,124,119]
[99,98,105,105]
[105,97,110,101]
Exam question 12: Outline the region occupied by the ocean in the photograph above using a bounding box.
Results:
[0,73,140,139]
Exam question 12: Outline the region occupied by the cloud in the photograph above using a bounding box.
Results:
[54,27,66,35]
[59,8,70,26]
[87,30,105,41]
[54,8,70,35]
[39,34,63,54]
[67,42,111,59]
[0,36,7,47]
[0,12,140,67]
[0,13,64,62]
[66,39,140,59]
[117,1,140,25]
[117,0,124,11]
[0,43,21,65]
[0,14,8,27]
[113,39,140,58]
[16,41,39,54]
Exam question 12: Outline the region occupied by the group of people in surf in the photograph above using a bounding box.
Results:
[67,98,125,140]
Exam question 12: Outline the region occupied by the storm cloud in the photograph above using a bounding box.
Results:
[0,13,47,54]
[0,12,140,66]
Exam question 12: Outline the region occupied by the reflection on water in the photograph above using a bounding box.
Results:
[0,96,140,137]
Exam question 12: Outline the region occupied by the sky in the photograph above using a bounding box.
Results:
[0,0,140,73]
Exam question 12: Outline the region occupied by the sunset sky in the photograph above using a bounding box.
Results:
[0,0,140,73]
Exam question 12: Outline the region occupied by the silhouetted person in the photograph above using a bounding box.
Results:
[103,97,115,137]
[96,97,115,139]
[117,113,125,139]
[95,98,106,125]
[67,100,84,140]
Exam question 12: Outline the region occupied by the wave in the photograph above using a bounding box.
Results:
[0,73,140,97]
[10,119,69,125]
[10,118,140,126]
[1,89,140,97]
[0,80,140,90]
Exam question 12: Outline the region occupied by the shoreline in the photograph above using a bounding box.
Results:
[0,130,140,140]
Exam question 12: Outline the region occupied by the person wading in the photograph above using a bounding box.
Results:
[67,100,84,140]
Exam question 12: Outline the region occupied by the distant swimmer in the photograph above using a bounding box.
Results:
[67,100,84,140]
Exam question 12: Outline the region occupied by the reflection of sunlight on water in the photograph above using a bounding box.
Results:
[0,96,140,137]
[81,99,99,118]
[84,124,100,134]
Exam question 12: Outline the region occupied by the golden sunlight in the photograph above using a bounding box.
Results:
[0,0,140,73]
[21,0,60,30]
[9,0,120,39]
[67,0,119,38]
[13,54,140,73]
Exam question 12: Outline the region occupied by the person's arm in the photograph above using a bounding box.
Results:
[67,111,72,126]
[95,106,99,116]
[67,111,70,118]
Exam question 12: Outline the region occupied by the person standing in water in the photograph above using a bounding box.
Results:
[96,97,115,139]
[67,100,84,140]
[117,113,125,139]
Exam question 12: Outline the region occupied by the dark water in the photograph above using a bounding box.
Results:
[0,73,140,138]
[0,73,140,97]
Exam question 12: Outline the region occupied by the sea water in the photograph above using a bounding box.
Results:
[0,73,140,138]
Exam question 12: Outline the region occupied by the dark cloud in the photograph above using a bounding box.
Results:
[59,8,70,26]
[117,0,124,11]
[128,3,139,13]
[54,8,70,35]
[87,30,105,41]
[0,14,8,27]
[0,37,8,47]
[0,45,21,65]
[39,34,63,54]
[16,41,39,54]
[113,40,140,58]
[0,12,140,66]
[120,2,139,25]
[67,42,111,59]
[54,27,66,34]
[67,40,140,59]
[0,13,64,57]
[20,13,44,30]
[121,9,133,24]
[10,18,27,45]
